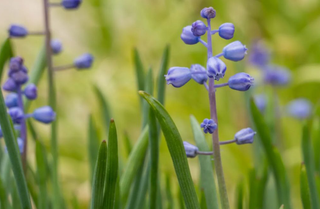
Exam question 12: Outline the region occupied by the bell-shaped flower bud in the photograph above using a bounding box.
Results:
[228,72,254,91]
[200,7,216,19]
[61,0,82,9]
[5,93,18,108]
[165,67,192,88]
[9,57,24,71]
[191,20,207,36]
[207,57,226,81]
[8,107,24,124]
[74,53,94,69]
[181,26,200,45]
[9,71,29,85]
[2,78,18,92]
[183,141,199,158]
[235,128,256,145]
[51,39,63,54]
[287,99,312,120]
[263,65,291,86]
[8,24,28,38]
[254,94,267,113]
[223,41,247,61]
[24,84,37,100]
[190,64,207,84]
[33,106,56,124]
[200,118,217,134]
[219,23,235,40]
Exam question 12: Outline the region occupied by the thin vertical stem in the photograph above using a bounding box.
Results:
[16,86,27,171]
[207,18,230,209]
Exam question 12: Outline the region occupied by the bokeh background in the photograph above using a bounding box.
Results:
[1,0,320,208]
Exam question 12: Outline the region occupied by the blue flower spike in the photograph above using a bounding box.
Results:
[223,41,247,61]
[201,118,217,134]
[200,7,216,19]
[218,23,235,40]
[32,106,56,124]
[190,64,208,84]
[24,84,38,100]
[235,128,256,145]
[74,53,94,69]
[191,20,207,36]
[207,57,227,81]
[61,0,82,9]
[51,39,63,54]
[8,24,28,38]
[287,99,312,120]
[5,93,19,108]
[183,141,199,158]
[181,26,200,45]
[8,107,24,124]
[228,72,254,91]
[165,67,192,88]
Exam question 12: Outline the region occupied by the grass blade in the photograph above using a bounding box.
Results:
[103,119,119,208]
[90,140,107,209]
[235,180,244,209]
[88,114,101,182]
[133,48,145,93]
[93,85,112,132]
[139,91,200,209]
[36,140,48,209]
[0,38,14,81]
[165,174,174,209]
[301,163,312,209]
[123,132,133,157]
[157,45,170,105]
[142,67,153,128]
[0,176,8,209]
[132,161,150,209]
[190,115,219,209]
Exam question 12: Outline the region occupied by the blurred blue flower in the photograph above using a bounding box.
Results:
[183,141,199,158]
[2,78,18,92]
[201,118,217,134]
[165,67,191,88]
[9,71,29,85]
[181,26,200,45]
[61,0,82,9]
[51,39,63,54]
[287,99,312,120]
[33,106,56,124]
[0,127,2,138]
[5,93,18,108]
[190,64,207,84]
[254,94,267,113]
[218,23,234,40]
[223,41,247,61]
[248,41,270,67]
[228,72,254,91]
[8,107,24,124]
[200,7,216,19]
[263,65,291,86]
[17,137,24,153]
[8,24,28,37]
[24,84,37,100]
[74,53,94,69]
[235,128,256,144]
[9,57,24,71]
[207,57,226,81]
[191,20,207,36]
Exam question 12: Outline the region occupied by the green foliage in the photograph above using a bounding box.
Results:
[0,38,14,81]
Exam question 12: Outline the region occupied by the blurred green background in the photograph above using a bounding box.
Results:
[1,0,320,207]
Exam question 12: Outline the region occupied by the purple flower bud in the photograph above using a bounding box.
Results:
[183,141,199,158]
[200,118,217,134]
[248,41,270,67]
[235,128,256,145]
[24,84,37,100]
[8,24,28,37]
[61,0,82,9]
[181,26,200,45]
[263,65,291,86]
[9,57,24,71]
[5,93,19,108]
[219,23,235,40]
[191,20,207,36]
[165,67,191,88]
[200,7,216,19]
[207,57,226,81]
[17,137,24,153]
[287,99,312,120]
[33,106,56,124]
[51,39,63,54]
[223,41,247,61]
[254,94,267,113]
[228,72,254,91]
[9,71,29,85]
[190,64,207,84]
[74,53,94,69]
[2,78,18,92]
[0,127,2,138]
[8,107,24,124]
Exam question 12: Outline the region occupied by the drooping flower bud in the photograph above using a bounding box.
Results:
[228,72,254,91]
[191,20,207,36]
[286,99,312,120]
[181,26,200,45]
[183,141,199,158]
[207,57,226,81]
[223,41,247,61]
[24,84,37,100]
[9,71,29,85]
[9,57,24,71]
[61,0,82,9]
[200,7,216,19]
[190,64,207,84]
[74,53,94,69]
[263,65,291,86]
[200,118,217,134]
[8,25,28,38]
[51,39,63,54]
[5,93,18,108]
[254,94,267,113]
[165,67,192,88]
[2,78,18,92]
[33,106,56,124]
[218,23,235,40]
[8,107,24,124]
[235,128,256,145]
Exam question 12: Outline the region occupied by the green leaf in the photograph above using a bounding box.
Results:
[131,161,150,209]
[157,45,170,105]
[142,67,154,128]
[88,114,101,182]
[139,91,200,209]
[123,132,133,158]
[0,38,14,81]
[93,85,112,132]
[0,80,31,209]
[103,119,119,208]
[133,48,145,93]
[26,165,39,208]
[165,174,174,209]
[90,140,107,209]
[249,98,291,209]
[36,140,48,209]
[0,176,8,209]
[235,180,244,209]
[301,163,312,209]
[301,124,320,209]
[190,115,219,209]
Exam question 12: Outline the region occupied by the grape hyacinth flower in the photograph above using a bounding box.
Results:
[207,57,227,81]
[51,39,63,54]
[201,118,217,134]
[248,41,270,67]
[24,84,38,100]
[200,7,216,19]
[218,23,235,40]
[190,64,208,84]
[286,99,312,120]
[2,78,18,92]
[32,106,56,124]
[228,72,254,91]
[181,26,200,45]
[5,93,19,108]
[263,65,291,86]
[165,67,192,88]
[8,24,28,37]
[254,94,267,113]
[221,41,247,61]
[234,128,256,144]
[183,141,199,158]
[8,107,24,124]
[61,0,82,9]
[191,20,207,36]
[0,127,2,138]
[74,53,94,69]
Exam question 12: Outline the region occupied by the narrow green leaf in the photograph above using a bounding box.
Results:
[120,126,149,201]
[132,161,151,209]
[0,38,14,81]
[178,188,186,209]
[200,188,208,209]
[90,140,107,209]
[235,180,244,209]
[157,45,170,105]
[301,163,312,209]
[88,114,101,182]
[27,120,38,142]
[36,140,48,209]
[139,91,200,209]
[165,174,173,209]
[71,195,80,209]
[115,179,121,209]
[301,124,320,209]
[249,98,291,208]
[123,132,133,157]
[190,115,218,209]
[103,119,118,208]
[142,67,154,128]
[26,165,39,208]
[0,81,31,209]
[133,48,145,93]
[0,176,8,209]
[11,180,22,209]
[93,85,112,132]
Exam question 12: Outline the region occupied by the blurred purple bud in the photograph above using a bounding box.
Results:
[200,7,216,19]
[200,118,217,134]
[263,65,291,86]
[5,93,19,108]
[165,67,191,88]
[287,99,312,120]
[61,0,81,9]
[183,141,199,158]
[24,84,37,100]
[207,57,226,81]
[9,57,24,71]
[74,53,94,69]
[191,20,207,36]
[223,41,247,61]
[0,127,2,138]
[248,41,270,67]
[2,78,18,92]
[8,107,24,124]
[17,137,24,153]
[181,26,200,45]
[33,106,56,124]
[8,24,28,37]
[235,128,256,145]
[254,94,267,113]
[219,23,235,40]
[51,39,63,54]
[190,64,208,84]
[228,72,254,91]
[9,71,29,85]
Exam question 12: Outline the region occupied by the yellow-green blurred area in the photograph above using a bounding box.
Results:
[1,0,320,208]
